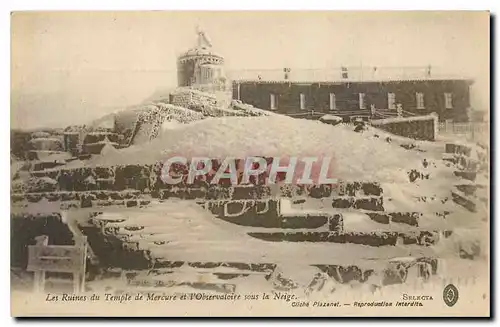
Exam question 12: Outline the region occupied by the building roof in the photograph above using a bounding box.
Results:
[227,66,474,84]
[232,77,474,85]
[179,46,224,60]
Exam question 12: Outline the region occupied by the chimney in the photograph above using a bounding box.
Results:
[341,66,349,79]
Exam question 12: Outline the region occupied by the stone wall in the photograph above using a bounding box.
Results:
[18,159,382,197]
[127,103,205,145]
[12,148,479,288]
[169,88,248,117]
[11,130,34,160]
[231,100,272,116]
[371,114,438,141]
[11,158,451,252]
[170,87,217,109]
[444,142,488,213]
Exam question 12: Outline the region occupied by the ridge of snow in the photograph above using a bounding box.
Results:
[87,115,449,182]
[371,114,438,125]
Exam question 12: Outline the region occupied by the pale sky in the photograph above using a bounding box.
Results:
[11,11,490,129]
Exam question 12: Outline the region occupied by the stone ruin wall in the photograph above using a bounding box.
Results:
[371,115,439,141]
[10,142,487,289]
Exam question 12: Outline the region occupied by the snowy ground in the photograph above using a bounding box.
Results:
[93,200,439,268]
[11,113,489,311]
[83,115,449,183]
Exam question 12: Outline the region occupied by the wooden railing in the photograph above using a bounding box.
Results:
[439,122,489,142]
[27,235,88,293]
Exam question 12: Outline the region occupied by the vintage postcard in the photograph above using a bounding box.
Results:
[10,11,490,317]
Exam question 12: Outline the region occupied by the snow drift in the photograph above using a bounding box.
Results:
[90,115,445,182]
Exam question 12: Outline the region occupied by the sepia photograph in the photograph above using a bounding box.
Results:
[9,11,490,317]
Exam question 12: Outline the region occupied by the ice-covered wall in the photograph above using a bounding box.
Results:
[371,114,439,141]
[170,87,217,109]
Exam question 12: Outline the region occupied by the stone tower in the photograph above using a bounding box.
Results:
[176,27,228,93]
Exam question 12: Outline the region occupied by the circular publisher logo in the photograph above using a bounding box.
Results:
[443,284,459,307]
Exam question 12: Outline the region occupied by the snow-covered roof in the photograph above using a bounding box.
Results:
[233,77,474,84]
[228,66,474,84]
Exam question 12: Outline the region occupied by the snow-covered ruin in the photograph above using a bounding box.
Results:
[10,29,489,299]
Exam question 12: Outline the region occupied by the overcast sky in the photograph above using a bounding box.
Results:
[11,11,489,129]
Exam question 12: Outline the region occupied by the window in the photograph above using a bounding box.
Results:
[270,94,277,110]
[388,93,396,110]
[300,93,306,110]
[329,93,336,111]
[341,67,349,79]
[416,92,425,109]
[444,93,453,109]
[359,93,366,110]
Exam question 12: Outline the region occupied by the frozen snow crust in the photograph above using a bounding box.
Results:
[11,110,489,295]
[90,115,445,184]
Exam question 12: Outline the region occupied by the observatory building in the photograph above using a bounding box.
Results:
[176,28,229,94]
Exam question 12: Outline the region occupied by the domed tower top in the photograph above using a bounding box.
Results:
[178,27,224,65]
[176,27,227,90]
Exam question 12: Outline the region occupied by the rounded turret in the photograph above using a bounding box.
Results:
[176,28,227,92]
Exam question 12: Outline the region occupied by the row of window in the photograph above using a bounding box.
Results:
[269,92,454,110]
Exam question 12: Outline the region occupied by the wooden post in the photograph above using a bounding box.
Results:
[74,236,87,294]
[33,235,49,293]
[80,237,87,293]
[28,234,88,294]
